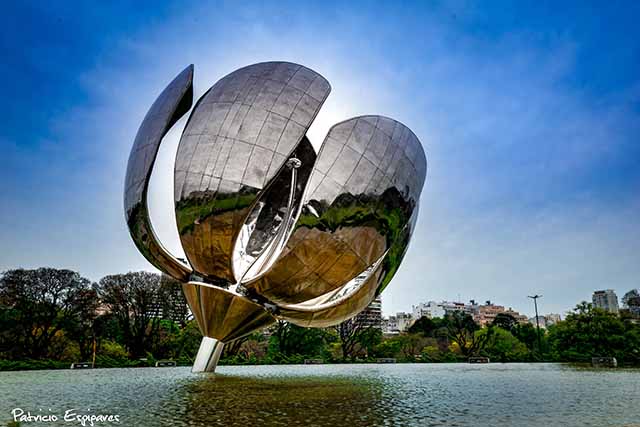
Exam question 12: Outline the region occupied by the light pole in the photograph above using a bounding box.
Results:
[528,295,543,352]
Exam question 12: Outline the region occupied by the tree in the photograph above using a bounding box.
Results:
[480,327,529,362]
[0,268,97,359]
[62,287,100,360]
[92,312,125,350]
[622,289,640,308]
[622,289,640,318]
[445,312,492,357]
[492,313,517,332]
[547,302,626,362]
[622,321,640,365]
[335,318,382,360]
[408,316,445,336]
[151,319,181,359]
[374,336,404,358]
[222,332,269,361]
[222,336,249,359]
[97,272,163,358]
[268,321,333,360]
[158,275,191,327]
[512,323,539,352]
[358,327,383,358]
[173,320,203,361]
[240,333,269,360]
[397,334,428,360]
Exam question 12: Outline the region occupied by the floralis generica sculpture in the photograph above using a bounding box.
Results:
[124,62,427,372]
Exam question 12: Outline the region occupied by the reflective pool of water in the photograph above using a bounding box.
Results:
[1,363,639,426]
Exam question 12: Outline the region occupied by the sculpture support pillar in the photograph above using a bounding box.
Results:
[192,337,224,373]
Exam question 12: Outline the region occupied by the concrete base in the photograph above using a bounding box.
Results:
[192,337,224,373]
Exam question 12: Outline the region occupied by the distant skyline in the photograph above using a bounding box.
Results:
[382,287,634,319]
[1,1,639,318]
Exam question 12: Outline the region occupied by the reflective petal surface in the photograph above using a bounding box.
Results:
[182,282,275,342]
[124,65,194,281]
[245,116,426,327]
[174,62,330,285]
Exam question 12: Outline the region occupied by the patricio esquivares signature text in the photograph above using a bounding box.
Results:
[12,408,120,426]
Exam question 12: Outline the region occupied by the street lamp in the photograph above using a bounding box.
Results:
[528,295,543,352]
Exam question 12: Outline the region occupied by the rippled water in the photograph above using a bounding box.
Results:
[1,364,639,426]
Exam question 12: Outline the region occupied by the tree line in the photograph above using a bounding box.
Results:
[0,268,200,369]
[1,267,639,370]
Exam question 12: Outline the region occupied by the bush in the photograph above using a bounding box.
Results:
[480,328,530,362]
[99,340,129,360]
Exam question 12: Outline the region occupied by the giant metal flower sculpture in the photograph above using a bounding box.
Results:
[124,62,427,372]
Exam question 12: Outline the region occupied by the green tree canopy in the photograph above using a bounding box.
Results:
[480,327,530,362]
[446,312,491,357]
[408,316,449,337]
[336,319,382,360]
[491,313,517,332]
[97,272,163,358]
[0,268,97,359]
[268,321,334,360]
[547,302,627,362]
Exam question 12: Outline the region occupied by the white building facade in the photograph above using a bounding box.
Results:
[592,290,619,313]
[412,301,446,319]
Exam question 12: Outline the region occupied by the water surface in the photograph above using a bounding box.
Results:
[1,364,639,426]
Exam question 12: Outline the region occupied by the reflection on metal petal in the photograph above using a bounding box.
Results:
[124,65,194,281]
[244,115,426,326]
[233,137,317,284]
[124,62,426,372]
[174,62,330,285]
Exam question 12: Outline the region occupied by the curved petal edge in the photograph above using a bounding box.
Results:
[124,65,195,281]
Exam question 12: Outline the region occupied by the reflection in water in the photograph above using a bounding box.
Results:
[169,374,385,426]
[2,364,640,427]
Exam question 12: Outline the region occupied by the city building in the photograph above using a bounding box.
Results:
[384,312,415,334]
[440,301,474,316]
[469,301,528,327]
[353,296,383,330]
[387,299,532,331]
[412,301,445,319]
[545,313,562,326]
[528,314,561,329]
[474,302,504,326]
[407,299,531,327]
[505,308,529,324]
[592,290,619,313]
[381,317,391,334]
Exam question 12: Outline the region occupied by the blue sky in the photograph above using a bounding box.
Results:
[1,1,639,317]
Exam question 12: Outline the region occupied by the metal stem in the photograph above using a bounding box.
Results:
[192,337,224,373]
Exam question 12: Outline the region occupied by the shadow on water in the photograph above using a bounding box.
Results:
[159,373,387,427]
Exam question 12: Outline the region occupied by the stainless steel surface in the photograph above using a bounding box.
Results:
[124,65,194,281]
[182,281,275,342]
[124,62,427,371]
[247,116,426,327]
[174,62,330,285]
[192,337,224,373]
